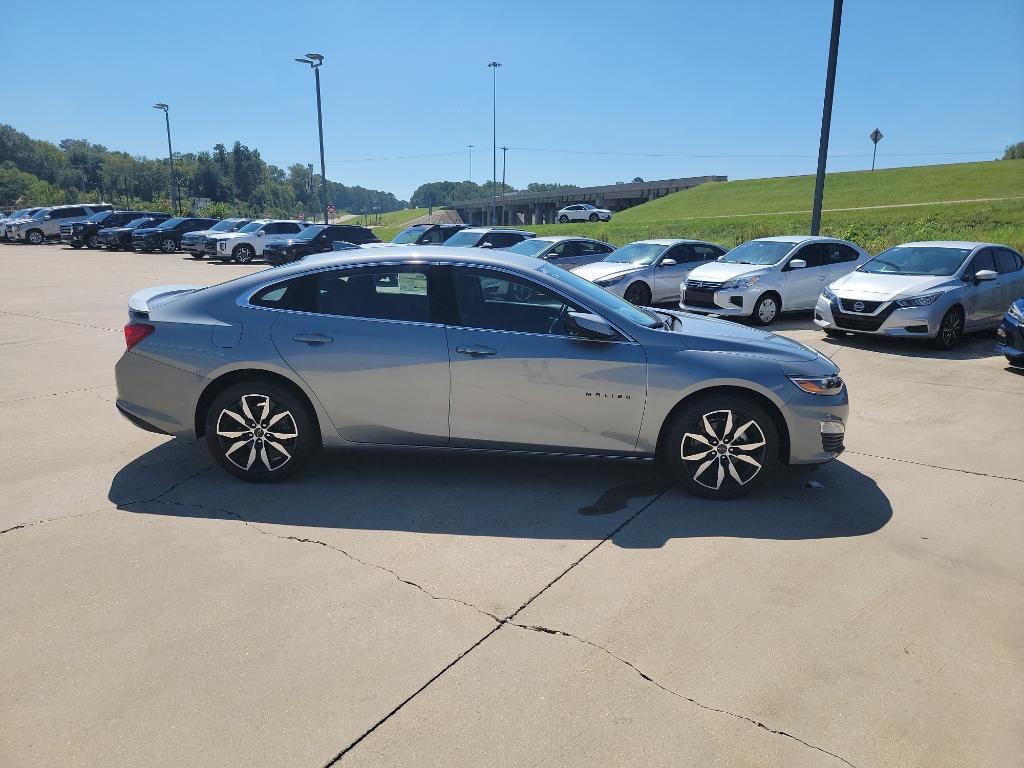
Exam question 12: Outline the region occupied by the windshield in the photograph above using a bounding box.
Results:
[156,217,185,229]
[7,209,30,219]
[293,225,325,241]
[442,230,485,248]
[392,226,429,244]
[720,240,796,265]
[603,242,668,265]
[536,262,661,328]
[31,209,51,220]
[209,219,239,232]
[125,217,150,228]
[859,246,971,277]
[238,221,265,234]
[85,211,111,223]
[507,239,554,258]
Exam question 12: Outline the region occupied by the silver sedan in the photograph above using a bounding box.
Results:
[115,246,849,499]
[505,236,615,269]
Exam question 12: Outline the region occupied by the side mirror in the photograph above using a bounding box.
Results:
[716,255,725,261]
[44,215,52,220]
[478,242,493,249]
[788,258,807,270]
[256,230,265,237]
[974,269,997,283]
[567,311,617,340]
[660,258,677,267]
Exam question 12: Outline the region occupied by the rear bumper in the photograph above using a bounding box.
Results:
[116,403,171,435]
[115,350,206,438]
[996,317,1024,359]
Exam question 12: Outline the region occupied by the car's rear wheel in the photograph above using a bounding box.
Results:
[204,382,318,483]
[160,238,177,253]
[752,293,780,325]
[233,244,255,264]
[663,394,778,499]
[623,281,652,306]
[69,242,83,249]
[1006,355,1024,367]
[190,251,205,260]
[86,234,101,249]
[588,213,598,222]
[931,307,963,350]
[558,215,569,223]
[27,229,44,245]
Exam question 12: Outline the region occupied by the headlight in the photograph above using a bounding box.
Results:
[895,293,942,308]
[595,275,626,286]
[721,275,760,290]
[1009,302,1024,322]
[822,286,837,302]
[789,375,844,396]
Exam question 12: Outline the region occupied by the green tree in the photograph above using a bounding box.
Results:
[1003,142,1024,160]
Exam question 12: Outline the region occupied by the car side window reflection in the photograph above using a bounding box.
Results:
[452,267,582,336]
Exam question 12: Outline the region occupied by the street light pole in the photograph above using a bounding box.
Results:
[487,61,502,225]
[501,146,508,196]
[295,53,329,224]
[468,144,474,183]
[153,103,176,214]
[810,0,843,236]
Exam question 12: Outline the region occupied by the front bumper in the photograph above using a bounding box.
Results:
[263,248,294,265]
[996,316,1024,359]
[181,239,205,255]
[131,236,157,250]
[680,284,758,317]
[784,388,850,465]
[813,295,939,338]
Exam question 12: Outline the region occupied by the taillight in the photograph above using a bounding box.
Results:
[124,323,155,350]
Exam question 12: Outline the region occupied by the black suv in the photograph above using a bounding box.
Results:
[392,223,466,245]
[131,217,219,253]
[97,214,173,250]
[63,210,168,250]
[263,224,381,265]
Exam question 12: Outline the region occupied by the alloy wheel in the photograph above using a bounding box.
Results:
[87,234,100,249]
[161,238,177,253]
[940,311,962,348]
[680,409,767,491]
[28,230,44,245]
[624,282,651,306]
[235,245,254,263]
[215,393,299,474]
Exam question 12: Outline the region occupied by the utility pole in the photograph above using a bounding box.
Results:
[501,146,508,196]
[152,104,176,213]
[295,53,328,224]
[810,0,843,236]
[487,61,502,225]
[468,144,474,183]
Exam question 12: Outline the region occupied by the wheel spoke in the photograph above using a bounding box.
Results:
[266,411,290,428]
[722,410,733,438]
[733,419,755,440]
[714,461,725,489]
[733,439,766,451]
[684,432,712,447]
[240,397,255,422]
[267,440,291,459]
[701,413,719,440]
[217,429,248,439]
[222,409,247,427]
[727,458,744,485]
[681,447,714,461]
[260,396,271,423]
[243,443,258,470]
[260,444,272,471]
[224,439,250,457]
[268,431,297,440]
[733,453,761,470]
[694,457,716,480]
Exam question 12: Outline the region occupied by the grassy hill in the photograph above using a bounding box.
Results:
[347,207,430,228]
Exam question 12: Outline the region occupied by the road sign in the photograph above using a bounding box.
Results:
[327,204,336,215]
[870,128,883,144]
[297,212,305,221]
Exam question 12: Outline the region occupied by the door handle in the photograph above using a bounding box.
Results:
[456,345,496,358]
[293,333,333,345]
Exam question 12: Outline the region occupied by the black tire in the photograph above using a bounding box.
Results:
[27,229,44,245]
[588,213,599,222]
[752,293,780,326]
[662,393,778,500]
[623,281,652,306]
[823,328,846,338]
[558,214,569,223]
[233,244,255,264]
[160,237,177,254]
[190,251,205,260]
[930,307,963,350]
[1006,355,1024,367]
[204,381,319,483]
[86,234,101,249]
[69,242,83,249]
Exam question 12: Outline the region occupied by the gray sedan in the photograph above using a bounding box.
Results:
[505,236,615,269]
[115,246,849,499]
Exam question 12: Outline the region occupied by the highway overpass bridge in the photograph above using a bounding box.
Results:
[454,175,726,226]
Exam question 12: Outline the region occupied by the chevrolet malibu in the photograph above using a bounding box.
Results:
[115,246,849,498]
[815,241,1024,350]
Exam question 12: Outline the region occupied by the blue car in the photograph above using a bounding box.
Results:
[996,297,1024,366]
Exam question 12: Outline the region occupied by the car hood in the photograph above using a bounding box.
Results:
[686,261,770,282]
[572,262,646,281]
[829,271,956,299]
[131,227,165,237]
[263,238,301,249]
[209,232,249,241]
[99,226,135,235]
[182,229,216,238]
[668,310,822,363]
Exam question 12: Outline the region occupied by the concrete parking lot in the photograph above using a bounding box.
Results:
[2,242,1022,768]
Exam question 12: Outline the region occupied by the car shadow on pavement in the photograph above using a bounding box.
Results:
[109,441,892,549]
[819,329,1000,360]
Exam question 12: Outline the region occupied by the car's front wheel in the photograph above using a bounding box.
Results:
[752,293,780,325]
[589,213,598,222]
[204,382,319,482]
[27,229,44,245]
[1006,355,1024,367]
[160,238,177,253]
[69,242,83,249]
[663,394,778,499]
[558,215,569,223]
[931,307,963,350]
[87,234,101,249]
[233,244,255,263]
[623,281,652,306]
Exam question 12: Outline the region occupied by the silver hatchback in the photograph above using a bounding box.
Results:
[115,246,849,499]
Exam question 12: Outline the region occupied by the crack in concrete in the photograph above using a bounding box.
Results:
[508,621,858,768]
[0,383,111,404]
[846,449,1023,484]
[0,505,112,536]
[0,308,120,333]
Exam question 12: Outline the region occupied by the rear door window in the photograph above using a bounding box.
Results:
[791,243,826,268]
[995,249,1022,274]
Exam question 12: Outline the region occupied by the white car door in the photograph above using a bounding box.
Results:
[782,243,830,309]
[652,244,695,302]
[824,243,865,285]
[962,248,1004,328]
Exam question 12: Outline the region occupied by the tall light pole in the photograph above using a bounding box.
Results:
[295,53,328,224]
[153,103,176,214]
[810,0,843,236]
[501,146,508,196]
[467,144,474,183]
[487,61,502,225]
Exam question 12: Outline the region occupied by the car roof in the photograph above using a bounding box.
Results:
[459,227,536,235]
[628,238,716,246]
[531,235,603,243]
[752,235,852,244]
[897,240,995,249]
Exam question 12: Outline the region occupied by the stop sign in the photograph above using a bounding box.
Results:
[327,204,336,215]
[297,212,305,221]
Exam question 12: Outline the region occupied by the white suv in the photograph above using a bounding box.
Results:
[209,219,308,263]
[680,236,870,325]
[8,204,113,244]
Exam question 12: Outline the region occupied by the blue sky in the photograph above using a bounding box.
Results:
[3,0,1021,201]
